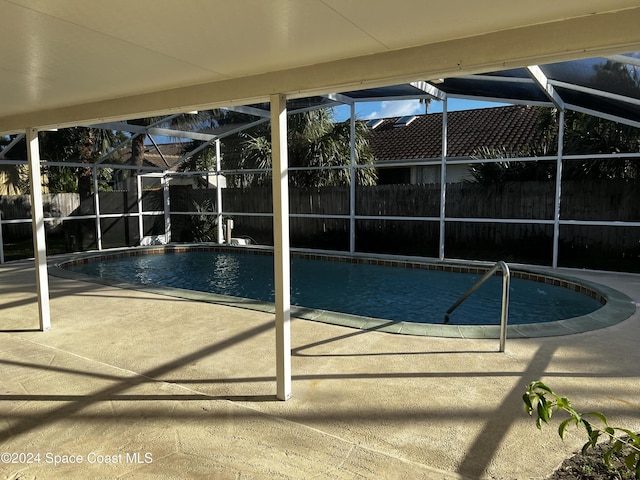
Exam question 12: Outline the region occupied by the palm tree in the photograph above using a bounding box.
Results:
[176,109,261,176]
[469,106,640,184]
[562,57,640,179]
[39,128,121,199]
[0,135,28,195]
[467,144,556,185]
[127,111,221,168]
[214,108,377,188]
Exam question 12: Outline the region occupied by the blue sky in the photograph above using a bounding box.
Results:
[333,98,510,121]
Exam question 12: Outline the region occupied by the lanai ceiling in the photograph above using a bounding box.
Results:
[2,0,640,134]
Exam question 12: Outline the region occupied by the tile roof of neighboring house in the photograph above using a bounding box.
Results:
[368,105,544,161]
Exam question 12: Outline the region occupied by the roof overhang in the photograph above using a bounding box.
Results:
[2,1,640,134]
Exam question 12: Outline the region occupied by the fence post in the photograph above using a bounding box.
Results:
[163,174,171,243]
[136,174,144,244]
[552,109,565,268]
[439,97,448,260]
[0,210,4,264]
[93,166,103,250]
[216,139,223,244]
[349,103,356,253]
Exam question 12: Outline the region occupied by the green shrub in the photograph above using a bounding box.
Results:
[189,199,218,242]
[524,381,640,479]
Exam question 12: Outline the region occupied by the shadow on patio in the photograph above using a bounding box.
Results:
[0,260,638,479]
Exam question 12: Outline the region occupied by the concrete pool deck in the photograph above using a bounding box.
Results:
[0,259,639,479]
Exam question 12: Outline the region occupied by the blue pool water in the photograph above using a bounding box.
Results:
[65,251,602,326]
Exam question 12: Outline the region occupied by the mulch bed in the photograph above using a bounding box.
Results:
[548,441,637,479]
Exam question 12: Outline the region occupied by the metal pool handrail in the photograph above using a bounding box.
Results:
[444,261,511,352]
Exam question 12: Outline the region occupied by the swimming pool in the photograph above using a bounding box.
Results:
[54,245,635,338]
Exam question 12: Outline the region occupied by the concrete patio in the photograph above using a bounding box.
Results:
[0,259,638,479]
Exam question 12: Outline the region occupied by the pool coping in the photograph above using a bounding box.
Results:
[49,244,636,339]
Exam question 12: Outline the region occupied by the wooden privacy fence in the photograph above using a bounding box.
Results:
[205,181,640,266]
[0,193,79,239]
[213,180,640,221]
[1,180,638,267]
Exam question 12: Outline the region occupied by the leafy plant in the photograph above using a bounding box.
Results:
[211,108,377,188]
[189,199,219,242]
[524,381,640,479]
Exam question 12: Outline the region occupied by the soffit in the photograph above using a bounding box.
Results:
[2,0,640,133]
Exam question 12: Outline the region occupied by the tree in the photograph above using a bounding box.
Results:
[538,88,640,180]
[127,111,221,168]
[178,109,265,186]
[470,59,640,184]
[467,144,556,185]
[0,135,29,194]
[1,130,122,196]
[39,128,122,200]
[469,107,640,184]
[199,108,377,188]
[176,110,244,180]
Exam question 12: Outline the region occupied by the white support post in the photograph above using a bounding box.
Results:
[26,128,51,331]
[349,103,356,253]
[136,174,144,244]
[439,98,448,260]
[271,93,292,401]
[93,166,103,250]
[552,109,565,268]
[163,174,171,243]
[216,139,224,244]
